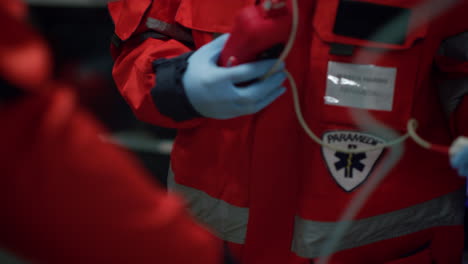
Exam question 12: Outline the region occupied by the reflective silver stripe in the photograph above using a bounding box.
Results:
[146,17,193,44]
[168,168,464,253]
[168,168,249,244]
[292,190,465,258]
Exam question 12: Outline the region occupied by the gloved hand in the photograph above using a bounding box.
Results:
[450,137,468,177]
[183,34,287,119]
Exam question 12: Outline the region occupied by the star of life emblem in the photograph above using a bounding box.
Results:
[322,131,385,192]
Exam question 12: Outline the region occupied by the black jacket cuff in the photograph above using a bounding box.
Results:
[151,51,201,122]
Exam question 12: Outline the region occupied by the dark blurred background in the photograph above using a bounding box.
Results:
[27,0,175,186]
[1,1,175,262]
[0,3,174,262]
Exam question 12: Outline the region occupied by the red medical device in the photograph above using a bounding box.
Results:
[218,0,292,67]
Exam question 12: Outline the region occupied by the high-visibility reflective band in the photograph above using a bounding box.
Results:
[168,168,464,254]
[146,17,193,44]
[291,189,465,258]
[168,169,249,244]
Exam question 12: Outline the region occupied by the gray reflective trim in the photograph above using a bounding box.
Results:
[438,78,468,116]
[168,168,464,254]
[167,168,248,244]
[146,17,193,44]
[292,190,465,258]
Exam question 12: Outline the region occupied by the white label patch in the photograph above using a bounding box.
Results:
[322,131,385,192]
[325,61,397,111]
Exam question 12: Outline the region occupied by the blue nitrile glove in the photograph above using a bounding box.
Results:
[450,137,468,177]
[182,34,287,119]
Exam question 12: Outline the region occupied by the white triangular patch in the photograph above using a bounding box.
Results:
[322,131,385,192]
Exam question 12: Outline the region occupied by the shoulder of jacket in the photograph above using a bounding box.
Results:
[109,0,153,41]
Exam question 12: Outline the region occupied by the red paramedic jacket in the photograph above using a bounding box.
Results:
[110,0,468,263]
[0,2,222,263]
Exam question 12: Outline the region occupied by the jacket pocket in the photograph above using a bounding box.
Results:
[309,0,430,132]
[175,0,255,33]
[175,0,256,47]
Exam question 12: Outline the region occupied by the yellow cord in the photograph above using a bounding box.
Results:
[287,70,412,153]
[406,119,432,149]
[263,0,299,78]
[262,0,438,154]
